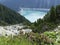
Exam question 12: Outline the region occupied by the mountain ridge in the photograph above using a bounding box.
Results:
[0,4,30,25]
[0,0,60,11]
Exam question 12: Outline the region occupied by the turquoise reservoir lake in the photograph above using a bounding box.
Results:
[19,8,49,22]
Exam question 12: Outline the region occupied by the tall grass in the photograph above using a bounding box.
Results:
[0,36,33,45]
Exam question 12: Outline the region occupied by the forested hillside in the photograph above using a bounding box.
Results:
[0,4,30,25]
[30,5,60,33]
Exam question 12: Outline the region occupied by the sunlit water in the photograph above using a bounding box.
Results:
[18,8,49,22]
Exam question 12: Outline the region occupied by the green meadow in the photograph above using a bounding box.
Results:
[0,36,33,45]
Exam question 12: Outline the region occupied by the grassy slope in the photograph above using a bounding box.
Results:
[0,36,32,45]
[44,30,60,45]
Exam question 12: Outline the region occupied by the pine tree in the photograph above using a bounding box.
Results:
[50,6,56,22]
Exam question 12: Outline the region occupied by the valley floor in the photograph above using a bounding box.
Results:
[0,24,60,45]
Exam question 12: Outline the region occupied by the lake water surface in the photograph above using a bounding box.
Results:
[19,8,49,22]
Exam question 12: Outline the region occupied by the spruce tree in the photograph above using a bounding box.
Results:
[50,6,56,22]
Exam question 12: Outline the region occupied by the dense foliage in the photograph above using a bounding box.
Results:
[0,4,31,26]
[30,5,60,33]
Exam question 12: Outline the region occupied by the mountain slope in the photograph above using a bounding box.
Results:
[30,5,60,33]
[0,4,30,25]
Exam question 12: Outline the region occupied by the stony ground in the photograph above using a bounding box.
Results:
[0,24,32,37]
